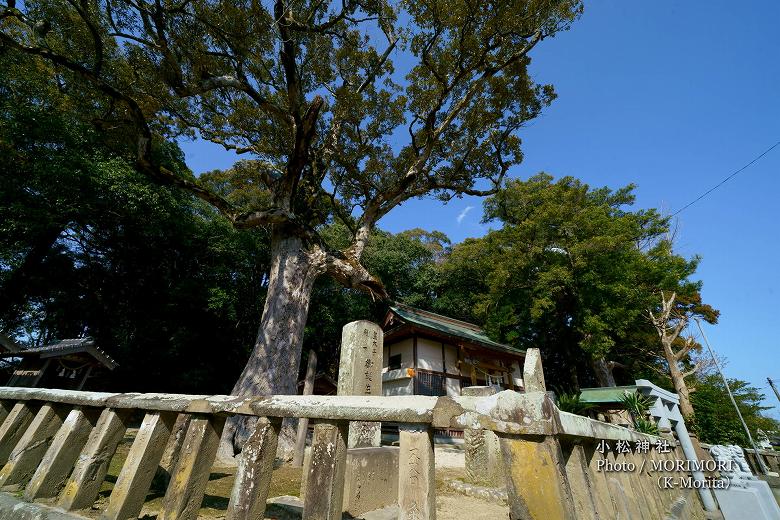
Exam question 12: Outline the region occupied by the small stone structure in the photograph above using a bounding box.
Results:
[320,321,400,516]
[709,444,780,520]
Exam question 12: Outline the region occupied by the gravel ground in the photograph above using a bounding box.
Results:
[434,445,466,468]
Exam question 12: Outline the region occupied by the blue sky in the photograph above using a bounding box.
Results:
[181,1,780,418]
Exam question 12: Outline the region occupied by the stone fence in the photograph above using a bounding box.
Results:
[0,382,708,519]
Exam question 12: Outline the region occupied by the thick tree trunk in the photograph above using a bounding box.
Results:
[592,357,617,387]
[217,233,323,463]
[664,347,695,419]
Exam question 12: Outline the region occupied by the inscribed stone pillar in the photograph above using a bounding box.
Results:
[398,425,435,520]
[337,321,383,448]
[522,348,546,392]
[462,386,504,485]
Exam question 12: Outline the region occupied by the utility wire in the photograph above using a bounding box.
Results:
[671,140,780,217]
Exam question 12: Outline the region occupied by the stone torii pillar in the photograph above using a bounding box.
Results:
[635,379,718,512]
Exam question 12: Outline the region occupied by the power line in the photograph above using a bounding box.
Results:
[671,140,780,217]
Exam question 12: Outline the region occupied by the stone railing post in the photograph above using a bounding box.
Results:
[0,402,65,488]
[293,350,318,467]
[766,451,780,473]
[159,414,225,520]
[226,417,281,520]
[0,401,13,425]
[398,424,435,520]
[501,432,576,520]
[25,406,97,500]
[560,442,598,520]
[0,402,36,465]
[582,443,618,518]
[522,348,545,392]
[462,386,503,485]
[302,420,348,520]
[59,408,131,511]
[102,411,177,520]
[499,347,577,520]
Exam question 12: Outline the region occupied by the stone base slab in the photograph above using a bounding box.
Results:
[269,495,400,519]
[0,492,88,520]
[446,479,507,504]
[714,480,780,520]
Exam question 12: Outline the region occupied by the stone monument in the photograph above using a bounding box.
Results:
[710,444,780,520]
[300,320,400,517]
[337,320,383,448]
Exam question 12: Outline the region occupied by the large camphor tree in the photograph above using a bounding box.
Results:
[0,0,583,456]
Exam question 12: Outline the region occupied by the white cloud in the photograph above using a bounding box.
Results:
[456,205,474,225]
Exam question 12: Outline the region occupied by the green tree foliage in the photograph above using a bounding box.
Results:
[0,3,584,444]
[690,374,779,446]
[0,45,444,389]
[434,173,712,388]
[0,50,444,390]
[0,47,271,391]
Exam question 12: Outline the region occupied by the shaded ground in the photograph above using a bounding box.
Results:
[78,430,507,519]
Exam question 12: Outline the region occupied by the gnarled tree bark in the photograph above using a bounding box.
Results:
[591,357,618,387]
[217,232,324,462]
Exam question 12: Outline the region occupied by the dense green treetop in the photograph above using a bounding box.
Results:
[690,374,778,446]
[432,174,715,387]
[0,0,583,295]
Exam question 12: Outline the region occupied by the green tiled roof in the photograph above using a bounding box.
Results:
[389,304,525,356]
[579,385,639,404]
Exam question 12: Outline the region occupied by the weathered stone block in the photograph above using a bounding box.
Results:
[302,421,348,520]
[101,411,176,520]
[0,403,66,488]
[343,447,400,516]
[500,433,575,520]
[0,402,36,465]
[522,348,546,392]
[159,414,225,520]
[561,443,598,520]
[462,386,504,487]
[301,445,400,516]
[24,407,97,501]
[59,408,130,511]
[226,417,280,520]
